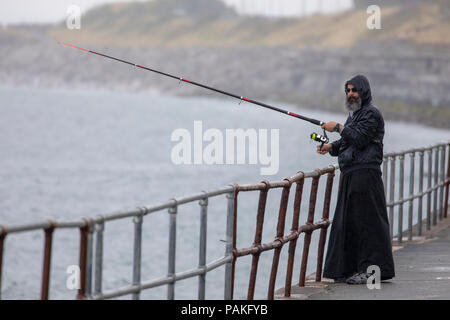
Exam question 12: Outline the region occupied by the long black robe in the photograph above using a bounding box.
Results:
[323,168,395,280]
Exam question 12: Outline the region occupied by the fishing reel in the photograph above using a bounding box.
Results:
[311,129,329,150]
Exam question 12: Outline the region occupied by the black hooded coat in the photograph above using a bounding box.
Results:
[323,75,395,280]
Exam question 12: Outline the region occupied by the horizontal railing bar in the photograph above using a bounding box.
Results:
[0,220,90,235]
[170,256,232,282]
[143,255,232,287]
[1,222,51,234]
[74,187,235,222]
[384,142,449,158]
[92,255,233,300]
[386,178,449,207]
[101,207,151,222]
[53,221,88,229]
[92,285,140,300]
[235,219,330,257]
[0,187,237,235]
[200,187,235,199]
[169,268,202,283]
[172,187,234,206]
[237,165,338,192]
[205,255,233,273]
[237,180,292,191]
[235,182,268,191]
[0,161,336,236]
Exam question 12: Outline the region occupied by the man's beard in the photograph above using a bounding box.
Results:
[345,96,362,112]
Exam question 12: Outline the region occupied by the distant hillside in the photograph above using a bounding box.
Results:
[2,0,450,129]
[48,0,450,49]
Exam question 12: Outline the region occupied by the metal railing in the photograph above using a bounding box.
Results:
[230,165,338,299]
[0,165,338,300]
[0,188,236,300]
[0,141,449,300]
[383,142,450,243]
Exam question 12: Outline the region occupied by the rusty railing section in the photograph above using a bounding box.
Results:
[41,221,55,300]
[231,165,337,300]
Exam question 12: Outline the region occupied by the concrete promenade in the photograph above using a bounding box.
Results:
[276,210,450,300]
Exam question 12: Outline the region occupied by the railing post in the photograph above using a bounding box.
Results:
[198,195,208,300]
[299,174,320,287]
[94,218,104,297]
[418,151,424,235]
[167,201,177,300]
[268,179,292,300]
[398,155,405,244]
[41,221,55,300]
[284,178,305,297]
[439,145,445,220]
[316,169,335,283]
[389,156,396,239]
[433,147,439,226]
[247,182,269,300]
[132,212,143,300]
[77,219,90,300]
[408,152,415,241]
[445,144,450,218]
[85,222,94,298]
[224,190,235,300]
[427,148,433,230]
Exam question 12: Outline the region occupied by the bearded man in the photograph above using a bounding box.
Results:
[316,75,395,284]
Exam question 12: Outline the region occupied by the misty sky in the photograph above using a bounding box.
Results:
[0,0,353,25]
[0,0,146,25]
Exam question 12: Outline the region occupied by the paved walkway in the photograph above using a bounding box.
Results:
[276,214,450,300]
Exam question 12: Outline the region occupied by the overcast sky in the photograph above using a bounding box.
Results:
[0,0,353,25]
[0,0,145,25]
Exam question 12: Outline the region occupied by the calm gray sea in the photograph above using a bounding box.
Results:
[1,86,449,299]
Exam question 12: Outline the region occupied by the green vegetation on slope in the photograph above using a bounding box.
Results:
[49,0,450,49]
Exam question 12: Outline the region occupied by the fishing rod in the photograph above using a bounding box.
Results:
[60,42,329,146]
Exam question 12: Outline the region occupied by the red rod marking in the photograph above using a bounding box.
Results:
[60,42,89,52]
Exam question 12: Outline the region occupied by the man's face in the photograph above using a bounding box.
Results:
[345,83,362,112]
[346,84,360,103]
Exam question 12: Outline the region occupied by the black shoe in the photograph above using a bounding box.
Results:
[333,277,347,283]
[346,272,370,285]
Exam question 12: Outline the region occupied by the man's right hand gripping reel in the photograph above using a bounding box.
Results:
[311,129,329,150]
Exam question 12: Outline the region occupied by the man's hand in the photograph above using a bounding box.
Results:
[317,144,332,155]
[322,121,341,133]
